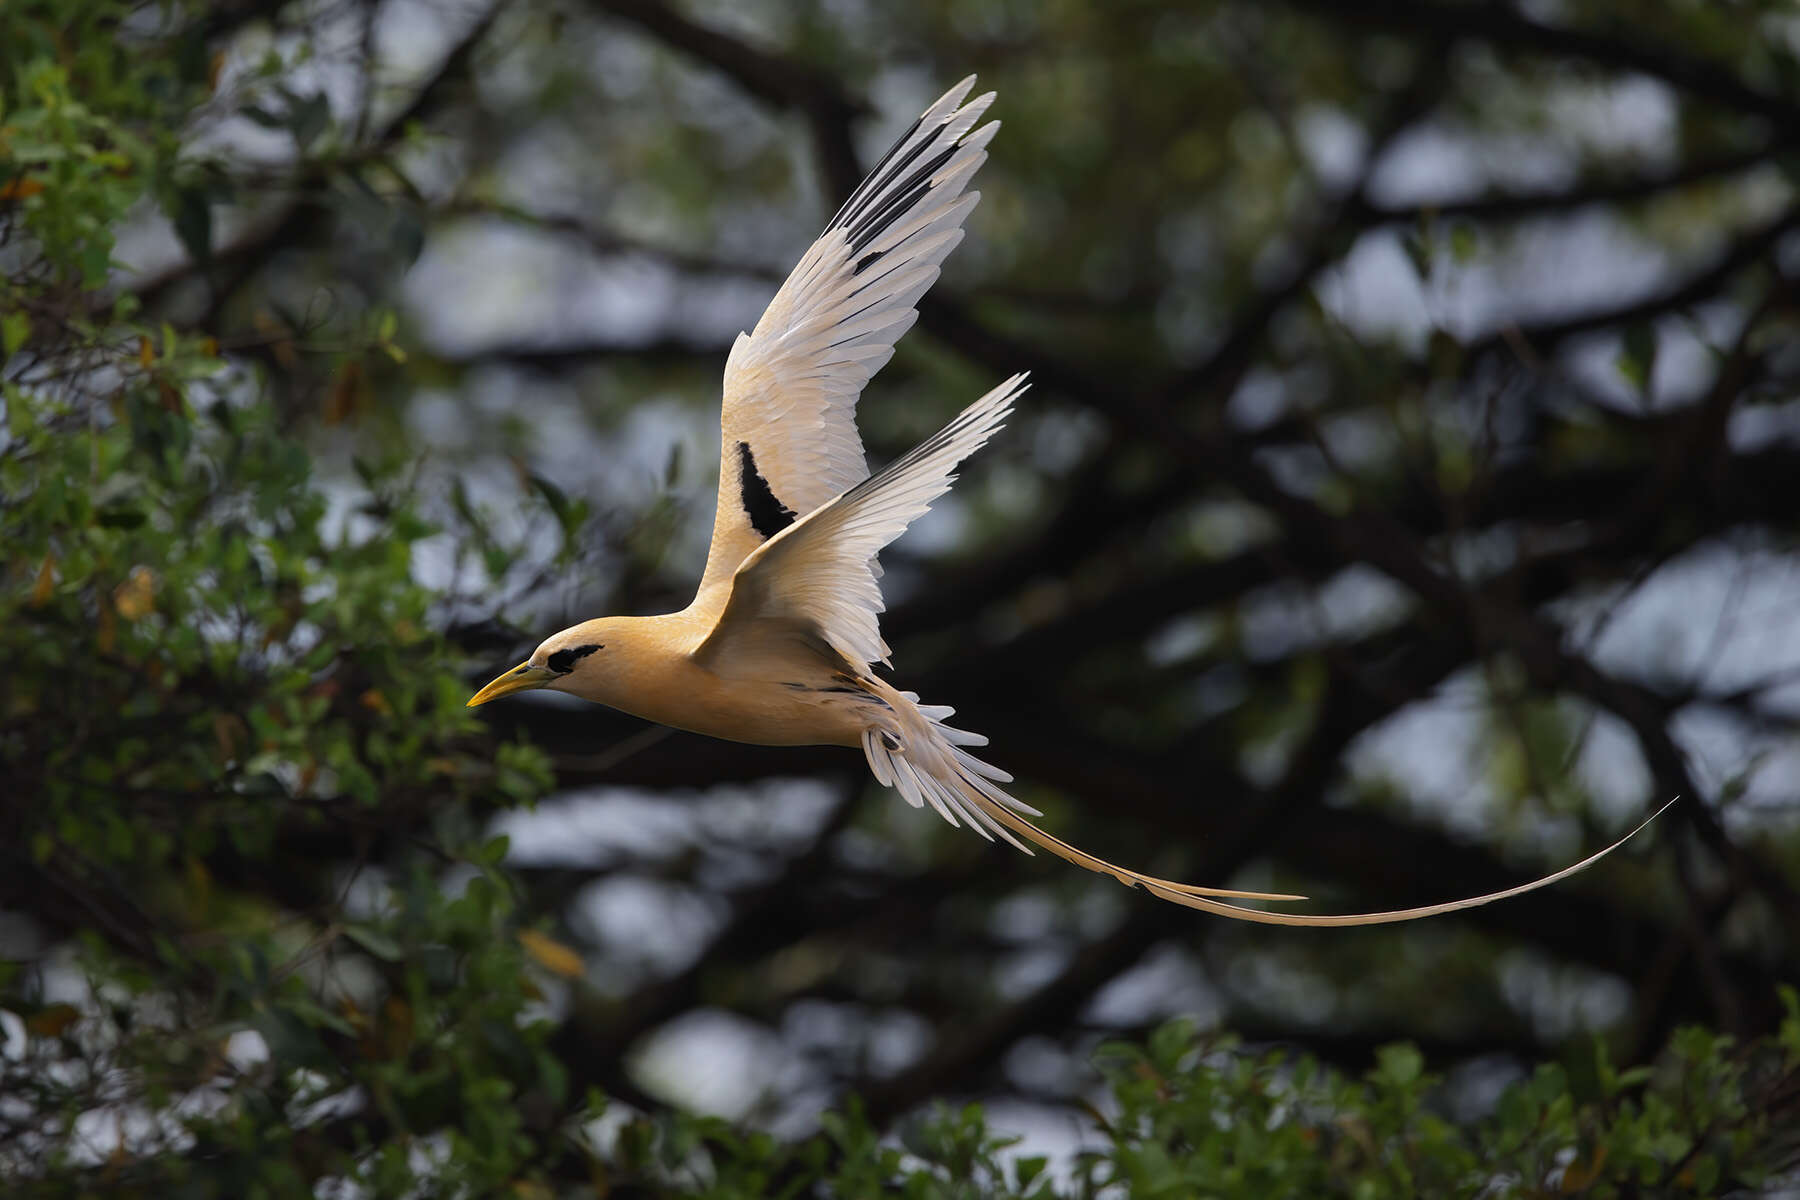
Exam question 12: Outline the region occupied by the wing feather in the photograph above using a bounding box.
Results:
[698,374,1027,671]
[698,78,1001,600]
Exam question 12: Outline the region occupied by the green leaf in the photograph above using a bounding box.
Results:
[1448,220,1478,263]
[1014,1155,1047,1187]
[1779,984,1800,1056]
[172,186,212,263]
[1617,321,1658,394]
[1374,1042,1423,1087]
[344,924,403,961]
[96,504,146,529]
[290,92,331,150]
[1403,225,1433,279]
[240,103,286,129]
[391,210,425,266]
[1692,1153,1720,1193]
[528,473,571,527]
[1,311,29,361]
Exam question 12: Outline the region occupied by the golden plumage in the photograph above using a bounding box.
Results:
[469,78,1668,924]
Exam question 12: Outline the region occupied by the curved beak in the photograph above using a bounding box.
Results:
[467,661,557,708]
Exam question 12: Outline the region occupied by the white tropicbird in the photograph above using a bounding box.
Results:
[470,78,1666,923]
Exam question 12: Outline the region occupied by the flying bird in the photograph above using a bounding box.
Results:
[469,78,1667,924]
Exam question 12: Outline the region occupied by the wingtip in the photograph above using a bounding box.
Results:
[927,76,979,123]
[962,91,999,122]
[963,120,1001,151]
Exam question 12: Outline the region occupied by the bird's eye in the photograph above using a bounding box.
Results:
[547,644,602,674]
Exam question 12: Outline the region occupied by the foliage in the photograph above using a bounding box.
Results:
[3,2,558,1192]
[535,1010,1800,1199]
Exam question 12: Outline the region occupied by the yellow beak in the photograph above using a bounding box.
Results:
[467,661,557,707]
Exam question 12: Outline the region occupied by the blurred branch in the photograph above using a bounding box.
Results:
[186,0,298,44]
[1469,201,1800,363]
[588,0,867,199]
[1654,277,1792,496]
[1283,0,1800,127]
[852,672,1448,1125]
[547,807,1003,1098]
[1505,624,1800,923]
[1152,47,1454,412]
[432,197,786,280]
[856,905,1181,1126]
[427,334,732,373]
[1365,138,1799,227]
[133,1,504,321]
[589,0,863,120]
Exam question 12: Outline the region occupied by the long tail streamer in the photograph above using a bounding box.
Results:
[863,682,1676,926]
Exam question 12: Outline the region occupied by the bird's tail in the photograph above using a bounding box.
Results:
[856,680,1676,927]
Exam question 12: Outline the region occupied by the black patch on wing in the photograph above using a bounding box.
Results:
[737,441,796,538]
[547,643,601,674]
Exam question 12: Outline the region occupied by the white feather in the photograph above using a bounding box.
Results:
[698,79,1002,596]
[701,374,1025,673]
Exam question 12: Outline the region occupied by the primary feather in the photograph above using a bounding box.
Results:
[697,77,1000,603]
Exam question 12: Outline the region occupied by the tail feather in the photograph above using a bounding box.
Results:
[861,729,895,788]
[859,684,1678,926]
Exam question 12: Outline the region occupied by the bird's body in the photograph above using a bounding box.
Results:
[531,610,870,748]
[470,78,1668,925]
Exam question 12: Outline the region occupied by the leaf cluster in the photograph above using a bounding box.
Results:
[565,1004,1800,1199]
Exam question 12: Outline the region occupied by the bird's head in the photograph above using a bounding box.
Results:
[466,620,612,707]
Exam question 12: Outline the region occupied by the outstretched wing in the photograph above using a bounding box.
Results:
[697,374,1026,672]
[696,77,1000,603]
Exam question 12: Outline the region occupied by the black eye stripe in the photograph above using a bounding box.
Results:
[547,644,602,674]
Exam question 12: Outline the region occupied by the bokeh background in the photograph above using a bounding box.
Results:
[7,0,1800,1190]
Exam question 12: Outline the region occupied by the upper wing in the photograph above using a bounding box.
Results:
[697,374,1027,672]
[696,77,1000,601]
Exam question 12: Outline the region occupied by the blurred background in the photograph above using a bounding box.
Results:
[6,0,1800,1190]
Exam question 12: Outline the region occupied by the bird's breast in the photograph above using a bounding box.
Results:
[597,654,874,750]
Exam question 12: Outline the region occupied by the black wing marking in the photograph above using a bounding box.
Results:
[737,440,797,538]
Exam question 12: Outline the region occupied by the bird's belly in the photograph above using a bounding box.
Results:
[618,672,871,749]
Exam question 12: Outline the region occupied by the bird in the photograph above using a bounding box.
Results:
[468,77,1668,925]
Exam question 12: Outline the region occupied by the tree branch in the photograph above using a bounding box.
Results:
[1283,0,1800,127]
